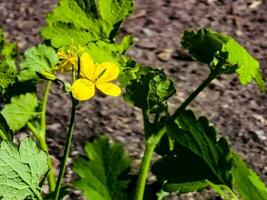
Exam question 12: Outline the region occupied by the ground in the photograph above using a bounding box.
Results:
[0,0,266,199]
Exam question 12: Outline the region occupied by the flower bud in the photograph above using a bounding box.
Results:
[36,70,56,81]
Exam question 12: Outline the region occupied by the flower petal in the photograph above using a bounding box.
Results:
[95,62,120,83]
[80,52,95,80]
[96,82,121,96]
[71,78,95,101]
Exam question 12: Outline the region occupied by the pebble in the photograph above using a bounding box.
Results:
[142,28,155,37]
[157,49,174,61]
[254,130,267,141]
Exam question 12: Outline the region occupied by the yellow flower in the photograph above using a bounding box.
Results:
[71,52,121,101]
[56,46,85,72]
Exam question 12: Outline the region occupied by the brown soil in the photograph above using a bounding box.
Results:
[0,0,266,199]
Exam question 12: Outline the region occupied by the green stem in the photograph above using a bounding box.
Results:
[135,70,217,200]
[0,130,7,140]
[27,81,56,192]
[169,71,216,122]
[41,81,52,134]
[40,81,56,192]
[27,122,56,192]
[135,127,166,200]
[54,97,77,200]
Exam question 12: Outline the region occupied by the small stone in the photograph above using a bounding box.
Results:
[249,1,262,10]
[236,30,243,37]
[254,130,267,141]
[157,49,174,61]
[142,28,155,37]
[127,48,143,58]
[136,39,157,50]
[47,123,61,132]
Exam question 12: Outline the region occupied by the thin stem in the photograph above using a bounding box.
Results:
[27,122,56,192]
[135,126,166,200]
[26,81,56,192]
[41,81,52,134]
[41,81,56,192]
[169,71,216,122]
[54,98,77,200]
[0,130,7,140]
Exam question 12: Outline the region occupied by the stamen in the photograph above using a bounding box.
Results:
[96,68,107,81]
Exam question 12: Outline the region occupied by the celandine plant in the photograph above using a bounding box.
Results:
[0,0,266,200]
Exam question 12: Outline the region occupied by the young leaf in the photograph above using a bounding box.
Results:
[86,38,131,68]
[18,44,58,82]
[0,29,18,94]
[41,0,134,48]
[1,93,38,132]
[0,59,17,95]
[0,137,48,200]
[231,153,267,200]
[181,28,265,91]
[0,28,18,59]
[124,67,175,113]
[73,136,132,200]
[153,110,233,194]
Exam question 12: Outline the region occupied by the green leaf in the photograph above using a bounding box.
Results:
[0,113,13,141]
[0,137,48,200]
[0,28,18,94]
[206,181,238,200]
[73,136,131,200]
[86,38,131,67]
[181,28,265,91]
[153,110,233,194]
[222,38,265,91]
[123,67,176,113]
[181,28,228,64]
[1,93,38,132]
[18,44,58,82]
[0,59,17,95]
[41,0,134,48]
[152,146,211,193]
[231,153,267,200]
[0,28,18,59]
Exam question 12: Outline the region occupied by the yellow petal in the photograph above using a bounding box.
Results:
[71,78,95,101]
[95,62,120,83]
[80,52,95,80]
[96,82,121,96]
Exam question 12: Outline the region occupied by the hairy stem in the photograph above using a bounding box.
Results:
[54,98,77,200]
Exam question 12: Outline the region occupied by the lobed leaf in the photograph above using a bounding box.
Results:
[0,137,48,200]
[231,153,267,200]
[73,136,132,200]
[153,110,233,193]
[124,67,175,113]
[41,0,134,48]
[18,44,58,82]
[181,28,265,91]
[0,28,18,94]
[1,93,38,132]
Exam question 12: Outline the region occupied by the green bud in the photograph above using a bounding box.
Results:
[36,70,56,81]
[64,82,72,93]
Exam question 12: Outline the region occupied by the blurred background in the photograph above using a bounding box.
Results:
[0,0,266,199]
